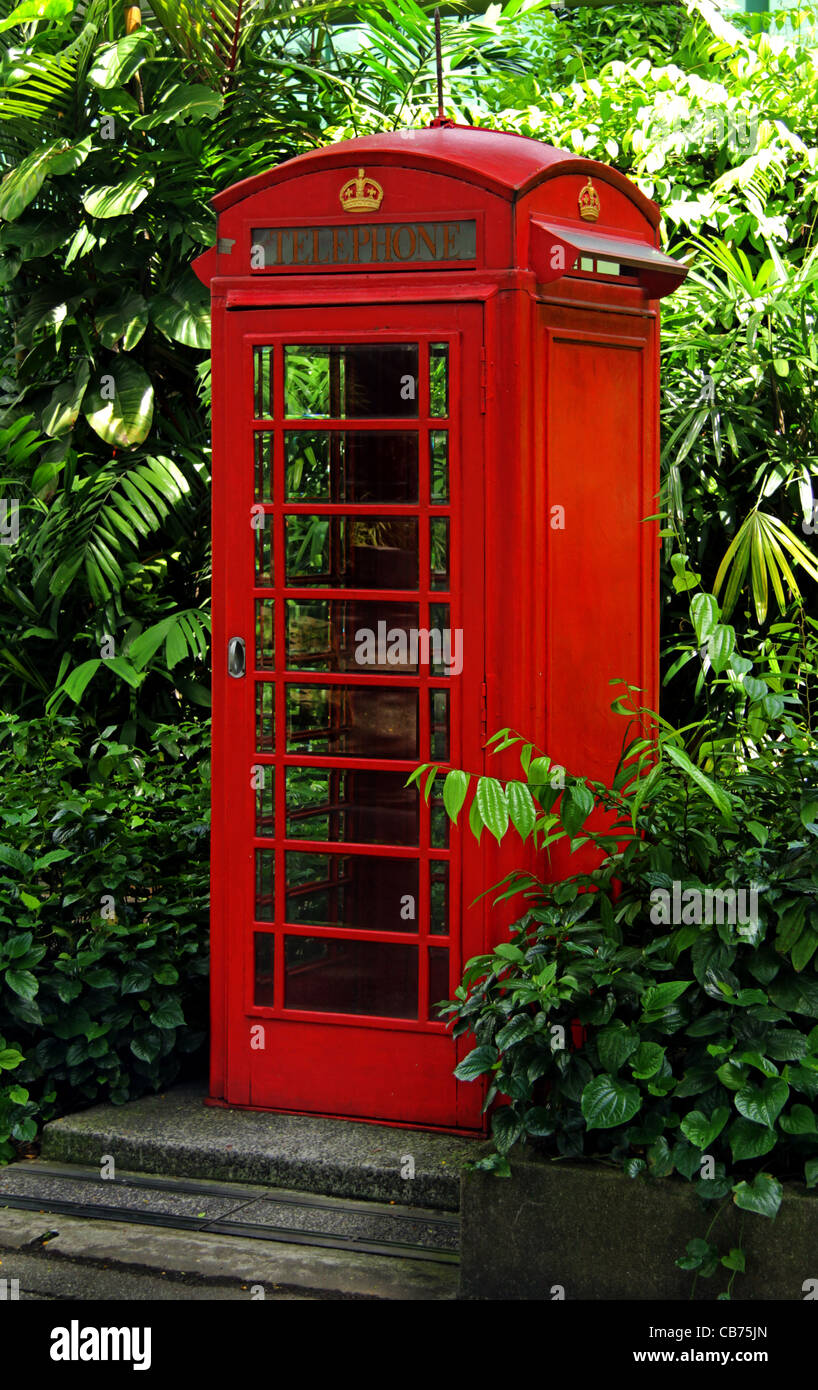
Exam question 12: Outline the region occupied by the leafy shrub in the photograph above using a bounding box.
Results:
[0,714,209,1160]
[416,605,818,1258]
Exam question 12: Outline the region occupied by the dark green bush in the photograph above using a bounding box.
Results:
[0,714,209,1160]
[419,608,818,1273]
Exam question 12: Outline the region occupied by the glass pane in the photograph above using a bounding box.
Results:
[286,599,420,672]
[253,346,274,419]
[428,603,457,677]
[286,685,419,759]
[284,344,419,419]
[430,431,449,503]
[430,689,450,760]
[429,946,449,1018]
[285,432,418,503]
[430,518,449,591]
[255,682,274,753]
[255,766,274,838]
[255,849,275,922]
[286,767,419,846]
[429,343,449,417]
[285,937,418,1019]
[430,794,449,848]
[255,598,274,670]
[254,933,275,1007]
[430,862,449,935]
[254,432,274,501]
[285,516,418,590]
[286,852,419,933]
[255,518,273,586]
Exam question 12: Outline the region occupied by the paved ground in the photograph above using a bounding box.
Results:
[0,1206,458,1301]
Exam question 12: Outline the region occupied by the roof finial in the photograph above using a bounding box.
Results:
[430,8,455,128]
[435,8,444,121]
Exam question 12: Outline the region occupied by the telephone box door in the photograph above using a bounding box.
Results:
[212,301,485,1129]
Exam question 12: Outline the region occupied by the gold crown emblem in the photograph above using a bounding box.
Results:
[339,167,384,213]
[578,177,601,223]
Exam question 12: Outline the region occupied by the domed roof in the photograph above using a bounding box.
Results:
[212,123,611,212]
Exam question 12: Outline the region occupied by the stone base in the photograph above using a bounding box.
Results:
[460,1152,818,1299]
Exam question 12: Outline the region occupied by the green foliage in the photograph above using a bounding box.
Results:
[0,712,209,1159]
[428,595,818,1296]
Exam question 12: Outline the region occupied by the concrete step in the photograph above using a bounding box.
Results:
[40,1082,479,1211]
[0,1160,458,1261]
[0,1206,456,1301]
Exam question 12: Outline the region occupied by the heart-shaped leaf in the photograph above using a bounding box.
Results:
[581,1074,641,1130]
[735,1077,789,1129]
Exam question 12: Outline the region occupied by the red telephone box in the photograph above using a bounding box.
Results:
[193,125,687,1132]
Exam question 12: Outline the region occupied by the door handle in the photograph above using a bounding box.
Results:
[227,636,246,678]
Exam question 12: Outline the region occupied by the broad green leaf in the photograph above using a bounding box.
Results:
[735,1077,788,1128]
[132,83,224,129]
[475,776,508,842]
[150,999,185,1030]
[664,744,732,815]
[629,1041,666,1079]
[0,0,73,29]
[87,32,154,88]
[83,174,154,220]
[96,291,149,351]
[732,1173,782,1219]
[597,1024,639,1073]
[0,1048,24,1069]
[690,591,719,645]
[454,1045,496,1081]
[0,136,91,221]
[640,980,691,1015]
[442,769,469,825]
[728,1117,777,1161]
[84,357,154,447]
[41,360,90,437]
[561,780,594,837]
[5,969,37,1000]
[581,1074,641,1130]
[506,780,536,839]
[151,278,211,349]
[680,1106,729,1149]
[779,1104,817,1135]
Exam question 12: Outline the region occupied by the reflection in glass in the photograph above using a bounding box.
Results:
[286,852,419,933]
[286,599,420,672]
[254,432,274,501]
[430,518,449,591]
[285,432,418,503]
[430,862,449,935]
[428,603,451,677]
[254,933,275,1006]
[430,689,450,760]
[428,946,449,1019]
[284,344,419,419]
[285,515,418,590]
[255,598,274,670]
[255,767,274,838]
[286,685,419,760]
[430,793,449,849]
[255,518,273,586]
[255,849,275,922]
[429,343,449,417]
[430,431,449,503]
[284,937,418,1018]
[255,682,274,753]
[285,767,419,845]
[253,346,274,418]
